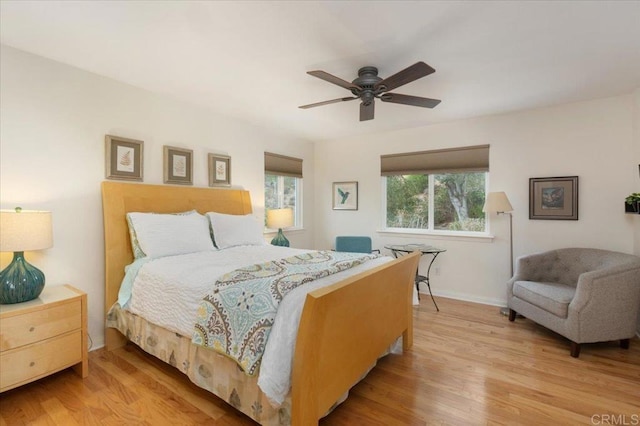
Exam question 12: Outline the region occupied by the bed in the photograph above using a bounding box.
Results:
[102,181,419,425]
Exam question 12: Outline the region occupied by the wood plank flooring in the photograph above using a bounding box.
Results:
[1,297,639,425]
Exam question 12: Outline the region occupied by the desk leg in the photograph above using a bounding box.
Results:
[422,252,440,312]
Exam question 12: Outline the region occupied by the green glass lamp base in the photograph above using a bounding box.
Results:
[0,252,46,304]
[270,228,290,247]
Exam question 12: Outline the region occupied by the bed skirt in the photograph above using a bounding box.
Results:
[107,303,296,425]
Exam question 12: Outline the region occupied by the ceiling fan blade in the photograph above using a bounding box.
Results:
[375,62,435,92]
[299,96,358,109]
[307,70,361,91]
[360,101,375,121]
[380,93,441,108]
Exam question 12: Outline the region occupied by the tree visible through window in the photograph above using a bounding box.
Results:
[386,172,486,232]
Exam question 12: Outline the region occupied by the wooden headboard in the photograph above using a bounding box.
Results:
[101,181,252,349]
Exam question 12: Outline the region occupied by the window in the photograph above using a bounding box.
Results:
[264,152,303,228]
[381,145,489,233]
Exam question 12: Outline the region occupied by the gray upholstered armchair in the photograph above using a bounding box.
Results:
[507,248,640,357]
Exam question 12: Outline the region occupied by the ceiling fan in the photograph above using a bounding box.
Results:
[299,61,441,121]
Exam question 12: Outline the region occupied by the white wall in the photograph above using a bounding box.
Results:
[315,94,638,306]
[0,46,315,348]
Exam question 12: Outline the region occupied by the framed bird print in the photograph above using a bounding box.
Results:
[333,181,358,210]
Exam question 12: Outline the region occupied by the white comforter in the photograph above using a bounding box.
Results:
[122,245,392,406]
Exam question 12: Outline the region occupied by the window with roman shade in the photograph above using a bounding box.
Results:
[381,145,489,233]
[264,152,303,228]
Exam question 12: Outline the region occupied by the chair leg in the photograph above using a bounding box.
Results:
[570,341,580,358]
[508,309,516,322]
[620,338,630,350]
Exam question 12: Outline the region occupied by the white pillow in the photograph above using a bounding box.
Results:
[127,211,215,258]
[206,212,267,249]
[126,210,195,259]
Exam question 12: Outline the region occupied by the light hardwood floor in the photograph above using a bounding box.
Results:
[1,297,639,425]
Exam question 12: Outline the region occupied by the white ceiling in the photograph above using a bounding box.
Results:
[2,1,640,143]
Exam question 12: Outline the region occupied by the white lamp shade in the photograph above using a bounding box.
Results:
[0,209,53,252]
[266,208,294,229]
[482,192,513,213]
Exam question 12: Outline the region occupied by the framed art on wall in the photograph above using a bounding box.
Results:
[208,154,231,187]
[333,181,358,210]
[529,176,578,220]
[105,135,143,181]
[163,145,193,185]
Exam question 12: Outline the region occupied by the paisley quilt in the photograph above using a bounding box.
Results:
[192,250,378,375]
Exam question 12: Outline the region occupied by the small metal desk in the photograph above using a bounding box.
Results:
[385,244,446,311]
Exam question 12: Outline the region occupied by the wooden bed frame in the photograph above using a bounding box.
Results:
[102,181,419,425]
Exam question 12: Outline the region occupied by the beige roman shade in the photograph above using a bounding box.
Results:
[380,145,489,176]
[264,152,303,178]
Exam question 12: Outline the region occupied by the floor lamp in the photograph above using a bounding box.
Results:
[483,192,514,316]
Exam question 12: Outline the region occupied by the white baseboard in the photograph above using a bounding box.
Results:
[421,289,506,308]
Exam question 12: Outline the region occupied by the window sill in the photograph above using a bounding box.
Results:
[377,228,494,243]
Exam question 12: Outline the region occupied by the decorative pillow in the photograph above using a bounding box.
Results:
[126,211,215,259]
[126,214,147,259]
[206,212,267,249]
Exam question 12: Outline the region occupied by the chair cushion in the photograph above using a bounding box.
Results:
[512,281,576,318]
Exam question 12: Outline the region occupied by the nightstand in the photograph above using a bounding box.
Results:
[0,284,88,392]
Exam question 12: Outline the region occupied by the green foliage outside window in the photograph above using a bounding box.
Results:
[386,175,429,229]
[387,172,486,232]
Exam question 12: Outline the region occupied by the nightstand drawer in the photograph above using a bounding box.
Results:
[0,299,81,351]
[0,330,82,391]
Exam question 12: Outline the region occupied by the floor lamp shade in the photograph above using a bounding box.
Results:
[267,208,293,247]
[482,192,513,214]
[0,209,53,304]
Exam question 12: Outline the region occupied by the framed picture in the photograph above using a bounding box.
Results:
[333,181,358,210]
[529,176,578,220]
[105,135,143,181]
[163,145,193,185]
[208,153,231,187]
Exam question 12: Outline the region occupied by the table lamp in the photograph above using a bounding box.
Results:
[0,208,53,304]
[482,192,514,316]
[266,208,293,247]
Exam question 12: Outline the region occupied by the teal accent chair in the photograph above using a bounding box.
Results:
[335,236,380,254]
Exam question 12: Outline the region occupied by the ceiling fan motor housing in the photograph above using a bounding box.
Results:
[352,66,384,104]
